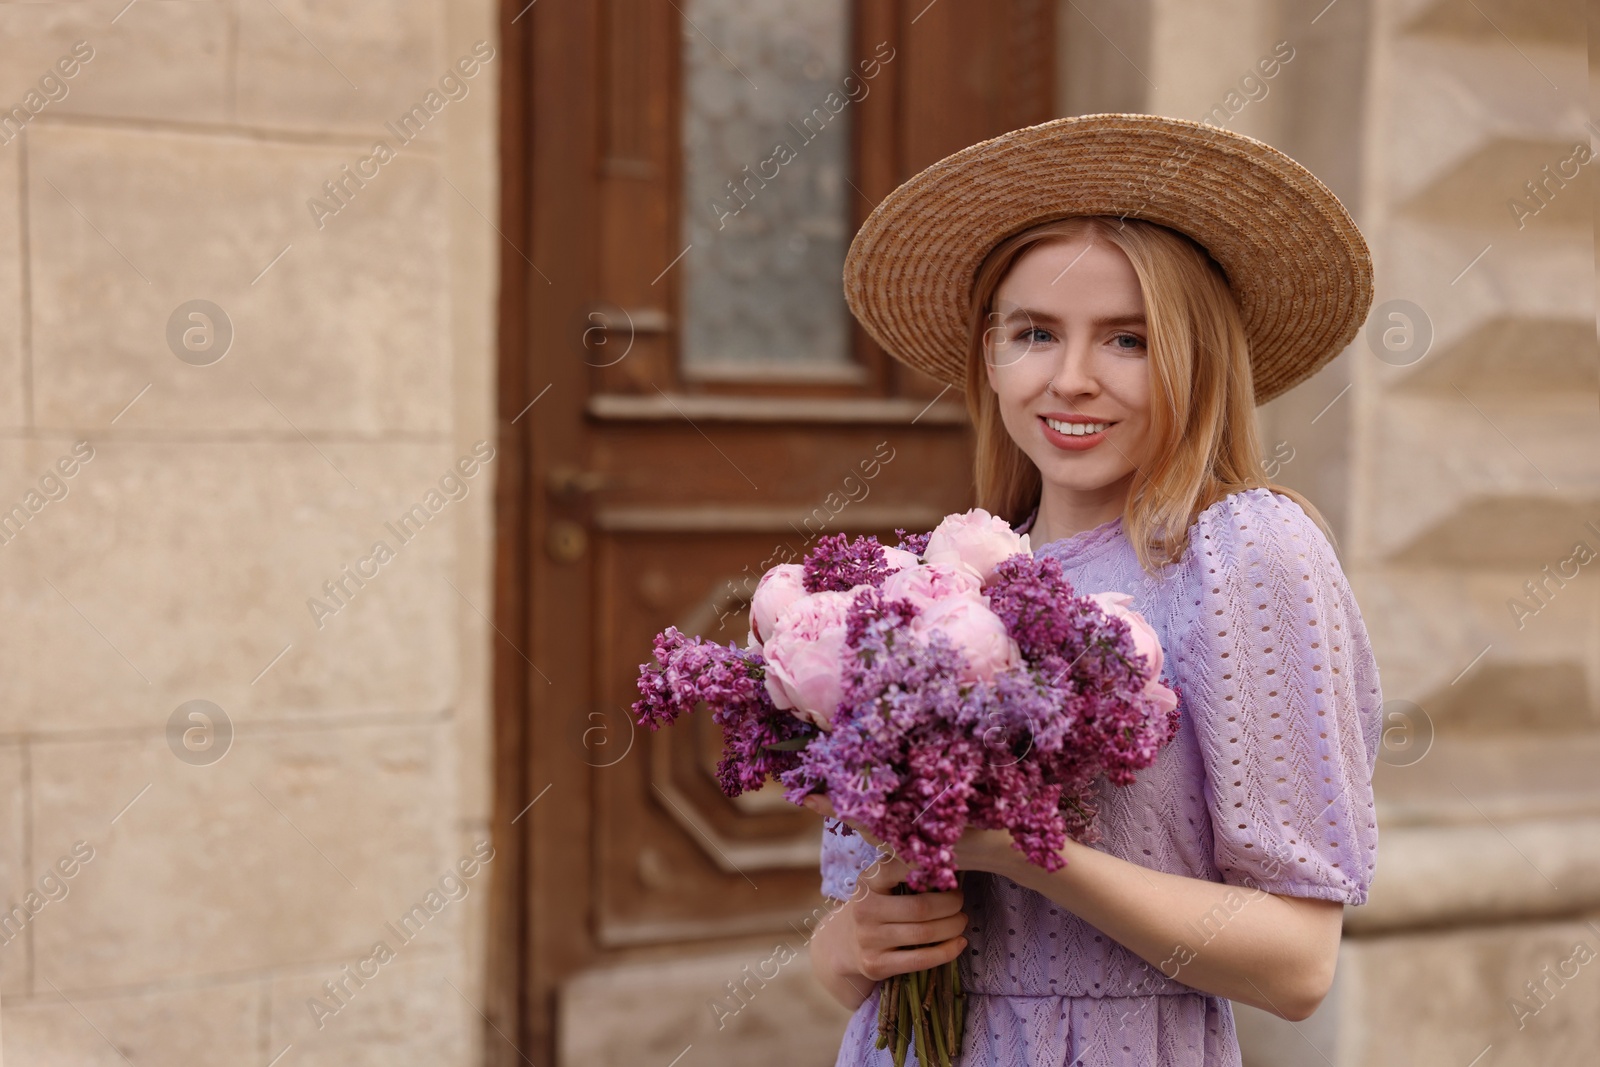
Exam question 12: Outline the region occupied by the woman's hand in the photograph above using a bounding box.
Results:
[802,794,971,1010]
[954,824,1024,877]
[802,794,1021,877]
[847,852,970,982]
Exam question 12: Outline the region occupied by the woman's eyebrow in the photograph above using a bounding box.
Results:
[996,306,1147,327]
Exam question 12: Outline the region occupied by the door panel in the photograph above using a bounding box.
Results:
[497,1,1056,1060]
[591,429,959,947]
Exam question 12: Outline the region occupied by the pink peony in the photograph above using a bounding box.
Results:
[761,589,855,730]
[750,563,807,645]
[1145,677,1179,717]
[882,545,922,574]
[1085,591,1162,679]
[1087,590,1178,713]
[881,560,982,611]
[911,591,1022,683]
[922,508,1032,585]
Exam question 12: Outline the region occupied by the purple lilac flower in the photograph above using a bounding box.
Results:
[968,756,1070,870]
[632,626,814,797]
[893,528,932,556]
[801,532,894,594]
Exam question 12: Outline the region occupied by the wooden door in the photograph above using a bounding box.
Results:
[489,1,1056,1061]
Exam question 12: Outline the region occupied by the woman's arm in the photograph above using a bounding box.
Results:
[805,795,1343,1022]
[957,827,1343,1021]
[992,489,1369,1021]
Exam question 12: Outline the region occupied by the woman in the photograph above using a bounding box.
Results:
[803,114,1384,1066]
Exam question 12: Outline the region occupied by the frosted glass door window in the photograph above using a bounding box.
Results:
[680,0,855,374]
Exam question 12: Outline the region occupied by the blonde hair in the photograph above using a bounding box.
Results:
[964,215,1335,576]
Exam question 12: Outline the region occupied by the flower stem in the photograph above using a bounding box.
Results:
[926,968,949,1065]
[894,978,910,1067]
[908,969,931,1067]
[875,974,896,1050]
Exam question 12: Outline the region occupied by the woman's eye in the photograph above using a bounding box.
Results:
[1112,333,1146,351]
[1017,327,1053,344]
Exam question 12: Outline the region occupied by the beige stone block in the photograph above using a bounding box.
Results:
[1354,566,1596,722]
[0,437,473,731]
[269,951,471,1067]
[1374,734,1600,828]
[450,524,494,826]
[29,721,457,990]
[1369,222,1591,395]
[1147,0,1286,142]
[444,0,501,836]
[1354,814,1600,934]
[447,823,494,999]
[235,0,482,143]
[1374,35,1586,207]
[1385,314,1598,398]
[558,941,856,1067]
[0,3,230,129]
[1399,131,1593,236]
[1341,917,1600,1066]
[0,743,30,998]
[2,977,260,1067]
[0,135,24,429]
[1365,393,1600,563]
[26,123,450,436]
[1401,0,1581,42]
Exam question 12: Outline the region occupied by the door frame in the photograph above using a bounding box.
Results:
[484,2,1057,1061]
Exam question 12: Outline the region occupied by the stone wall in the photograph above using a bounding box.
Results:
[0,1,500,1063]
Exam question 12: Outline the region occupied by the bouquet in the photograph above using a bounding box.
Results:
[632,509,1181,1066]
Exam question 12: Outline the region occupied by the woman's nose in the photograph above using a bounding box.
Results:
[1047,339,1098,396]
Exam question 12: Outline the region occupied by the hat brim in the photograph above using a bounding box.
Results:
[842,113,1373,406]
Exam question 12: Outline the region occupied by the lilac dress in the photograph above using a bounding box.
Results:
[821,487,1383,1066]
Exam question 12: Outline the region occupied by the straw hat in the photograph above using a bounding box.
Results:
[842,113,1373,406]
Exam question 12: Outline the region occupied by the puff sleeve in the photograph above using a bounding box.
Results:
[1178,488,1383,905]
[820,816,888,901]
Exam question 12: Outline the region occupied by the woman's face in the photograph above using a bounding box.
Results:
[982,234,1153,507]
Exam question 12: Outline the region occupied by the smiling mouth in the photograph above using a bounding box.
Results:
[1041,416,1115,436]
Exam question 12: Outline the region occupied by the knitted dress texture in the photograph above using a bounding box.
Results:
[821,487,1384,1066]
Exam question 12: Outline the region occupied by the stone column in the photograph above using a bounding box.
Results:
[1325,0,1600,1061]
